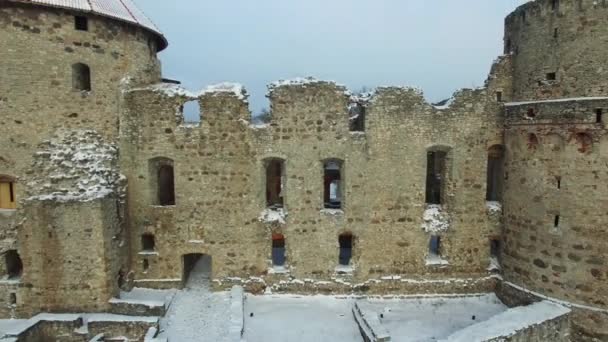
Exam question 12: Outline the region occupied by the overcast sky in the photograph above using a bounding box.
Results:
[137,1,528,114]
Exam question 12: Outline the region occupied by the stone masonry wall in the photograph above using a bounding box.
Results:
[120,56,507,293]
[505,0,608,101]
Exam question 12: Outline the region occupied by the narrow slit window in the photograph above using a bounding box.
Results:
[349,103,365,132]
[149,158,175,206]
[324,160,343,209]
[490,239,501,260]
[505,39,512,54]
[426,151,447,205]
[551,0,559,11]
[74,16,88,31]
[5,250,22,279]
[553,28,558,39]
[141,234,155,251]
[182,100,201,124]
[272,234,286,267]
[9,293,16,305]
[486,145,505,202]
[0,178,16,209]
[554,215,560,228]
[339,233,353,266]
[265,159,285,208]
[595,109,603,123]
[556,176,562,189]
[143,259,149,272]
[429,236,441,257]
[72,63,91,91]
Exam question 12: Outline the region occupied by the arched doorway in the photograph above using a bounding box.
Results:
[182,253,211,289]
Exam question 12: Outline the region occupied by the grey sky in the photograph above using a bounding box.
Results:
[137,1,527,114]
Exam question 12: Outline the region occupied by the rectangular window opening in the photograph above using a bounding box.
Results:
[596,109,603,123]
[9,293,16,305]
[141,234,155,251]
[349,103,365,132]
[546,72,557,81]
[552,0,560,11]
[553,28,558,39]
[143,259,149,272]
[554,215,560,228]
[556,176,562,189]
[486,146,505,202]
[496,91,503,102]
[429,236,441,257]
[75,16,88,31]
[490,239,501,258]
[272,234,286,267]
[339,234,353,266]
[266,160,284,209]
[324,161,342,209]
[182,100,201,124]
[426,151,447,205]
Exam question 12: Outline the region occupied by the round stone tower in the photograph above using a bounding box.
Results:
[501,0,608,339]
[0,0,166,178]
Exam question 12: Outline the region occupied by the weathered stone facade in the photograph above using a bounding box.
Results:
[0,0,607,340]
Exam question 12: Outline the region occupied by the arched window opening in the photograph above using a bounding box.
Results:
[324,160,343,209]
[72,63,91,91]
[272,234,286,267]
[5,250,22,279]
[486,145,505,202]
[426,150,448,205]
[338,233,353,266]
[265,159,285,208]
[149,158,175,206]
[349,103,365,132]
[0,176,16,210]
[527,133,539,150]
[182,100,201,124]
[141,234,155,251]
[575,133,593,153]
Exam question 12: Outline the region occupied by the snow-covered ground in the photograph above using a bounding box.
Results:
[157,257,232,341]
[361,294,507,342]
[242,295,361,342]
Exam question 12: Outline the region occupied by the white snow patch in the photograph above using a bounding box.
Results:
[200,82,247,102]
[426,254,450,266]
[111,288,175,308]
[421,204,450,233]
[486,201,502,213]
[433,97,456,110]
[440,301,570,342]
[258,208,287,224]
[141,83,196,98]
[488,257,501,272]
[320,208,344,216]
[267,77,348,95]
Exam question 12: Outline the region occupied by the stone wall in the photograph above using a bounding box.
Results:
[505,0,608,101]
[120,56,506,292]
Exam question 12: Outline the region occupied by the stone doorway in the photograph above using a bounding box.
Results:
[182,253,212,289]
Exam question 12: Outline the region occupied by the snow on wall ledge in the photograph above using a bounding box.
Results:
[26,130,126,203]
[421,204,450,233]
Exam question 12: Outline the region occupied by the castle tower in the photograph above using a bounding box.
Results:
[501,0,608,338]
[0,0,166,316]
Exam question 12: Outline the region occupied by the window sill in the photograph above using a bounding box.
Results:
[425,255,449,267]
[139,251,159,256]
[150,205,176,209]
[268,266,289,274]
[320,208,344,216]
[335,265,354,274]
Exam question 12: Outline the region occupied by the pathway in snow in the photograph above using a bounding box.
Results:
[157,258,231,341]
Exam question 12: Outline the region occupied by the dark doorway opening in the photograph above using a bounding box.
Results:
[159,164,175,206]
[338,233,353,266]
[182,253,211,289]
[272,234,286,267]
[5,250,23,279]
[426,151,447,205]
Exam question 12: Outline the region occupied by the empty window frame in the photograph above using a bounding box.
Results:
[323,160,343,209]
[338,233,353,266]
[486,145,505,202]
[5,250,23,279]
[546,72,557,81]
[271,234,286,267]
[141,234,155,251]
[596,109,603,123]
[0,177,16,209]
[74,16,89,31]
[72,63,91,91]
[349,103,365,132]
[149,158,176,206]
[181,100,201,124]
[265,159,285,208]
[429,236,441,257]
[425,150,448,205]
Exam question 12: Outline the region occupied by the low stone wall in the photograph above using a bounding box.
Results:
[214,274,499,296]
[485,314,570,342]
[352,301,390,342]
